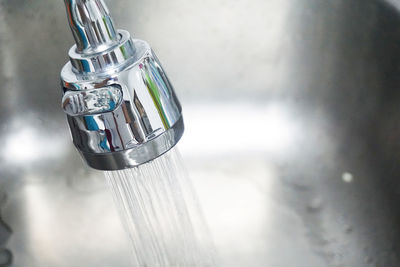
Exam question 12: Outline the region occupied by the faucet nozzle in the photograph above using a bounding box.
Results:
[60,0,184,170]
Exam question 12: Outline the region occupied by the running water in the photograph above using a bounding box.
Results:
[105,147,216,267]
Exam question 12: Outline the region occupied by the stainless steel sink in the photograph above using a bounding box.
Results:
[1,0,400,266]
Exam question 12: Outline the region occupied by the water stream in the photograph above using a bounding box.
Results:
[105,147,216,267]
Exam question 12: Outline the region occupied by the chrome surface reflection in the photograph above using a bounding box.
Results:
[61,0,183,170]
[64,0,119,54]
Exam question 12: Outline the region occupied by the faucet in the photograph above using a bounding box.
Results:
[60,0,184,170]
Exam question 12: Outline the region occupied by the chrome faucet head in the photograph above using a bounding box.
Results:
[60,0,184,170]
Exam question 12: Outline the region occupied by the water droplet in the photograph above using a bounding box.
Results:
[342,172,354,183]
[345,225,353,233]
[365,256,373,264]
[307,197,323,212]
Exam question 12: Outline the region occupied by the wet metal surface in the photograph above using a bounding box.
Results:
[1,0,400,266]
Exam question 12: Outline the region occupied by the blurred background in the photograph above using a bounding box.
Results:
[1,0,400,266]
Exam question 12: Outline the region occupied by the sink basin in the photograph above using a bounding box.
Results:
[1,0,400,266]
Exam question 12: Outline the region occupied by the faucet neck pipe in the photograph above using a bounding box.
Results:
[64,0,119,54]
[63,0,136,74]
